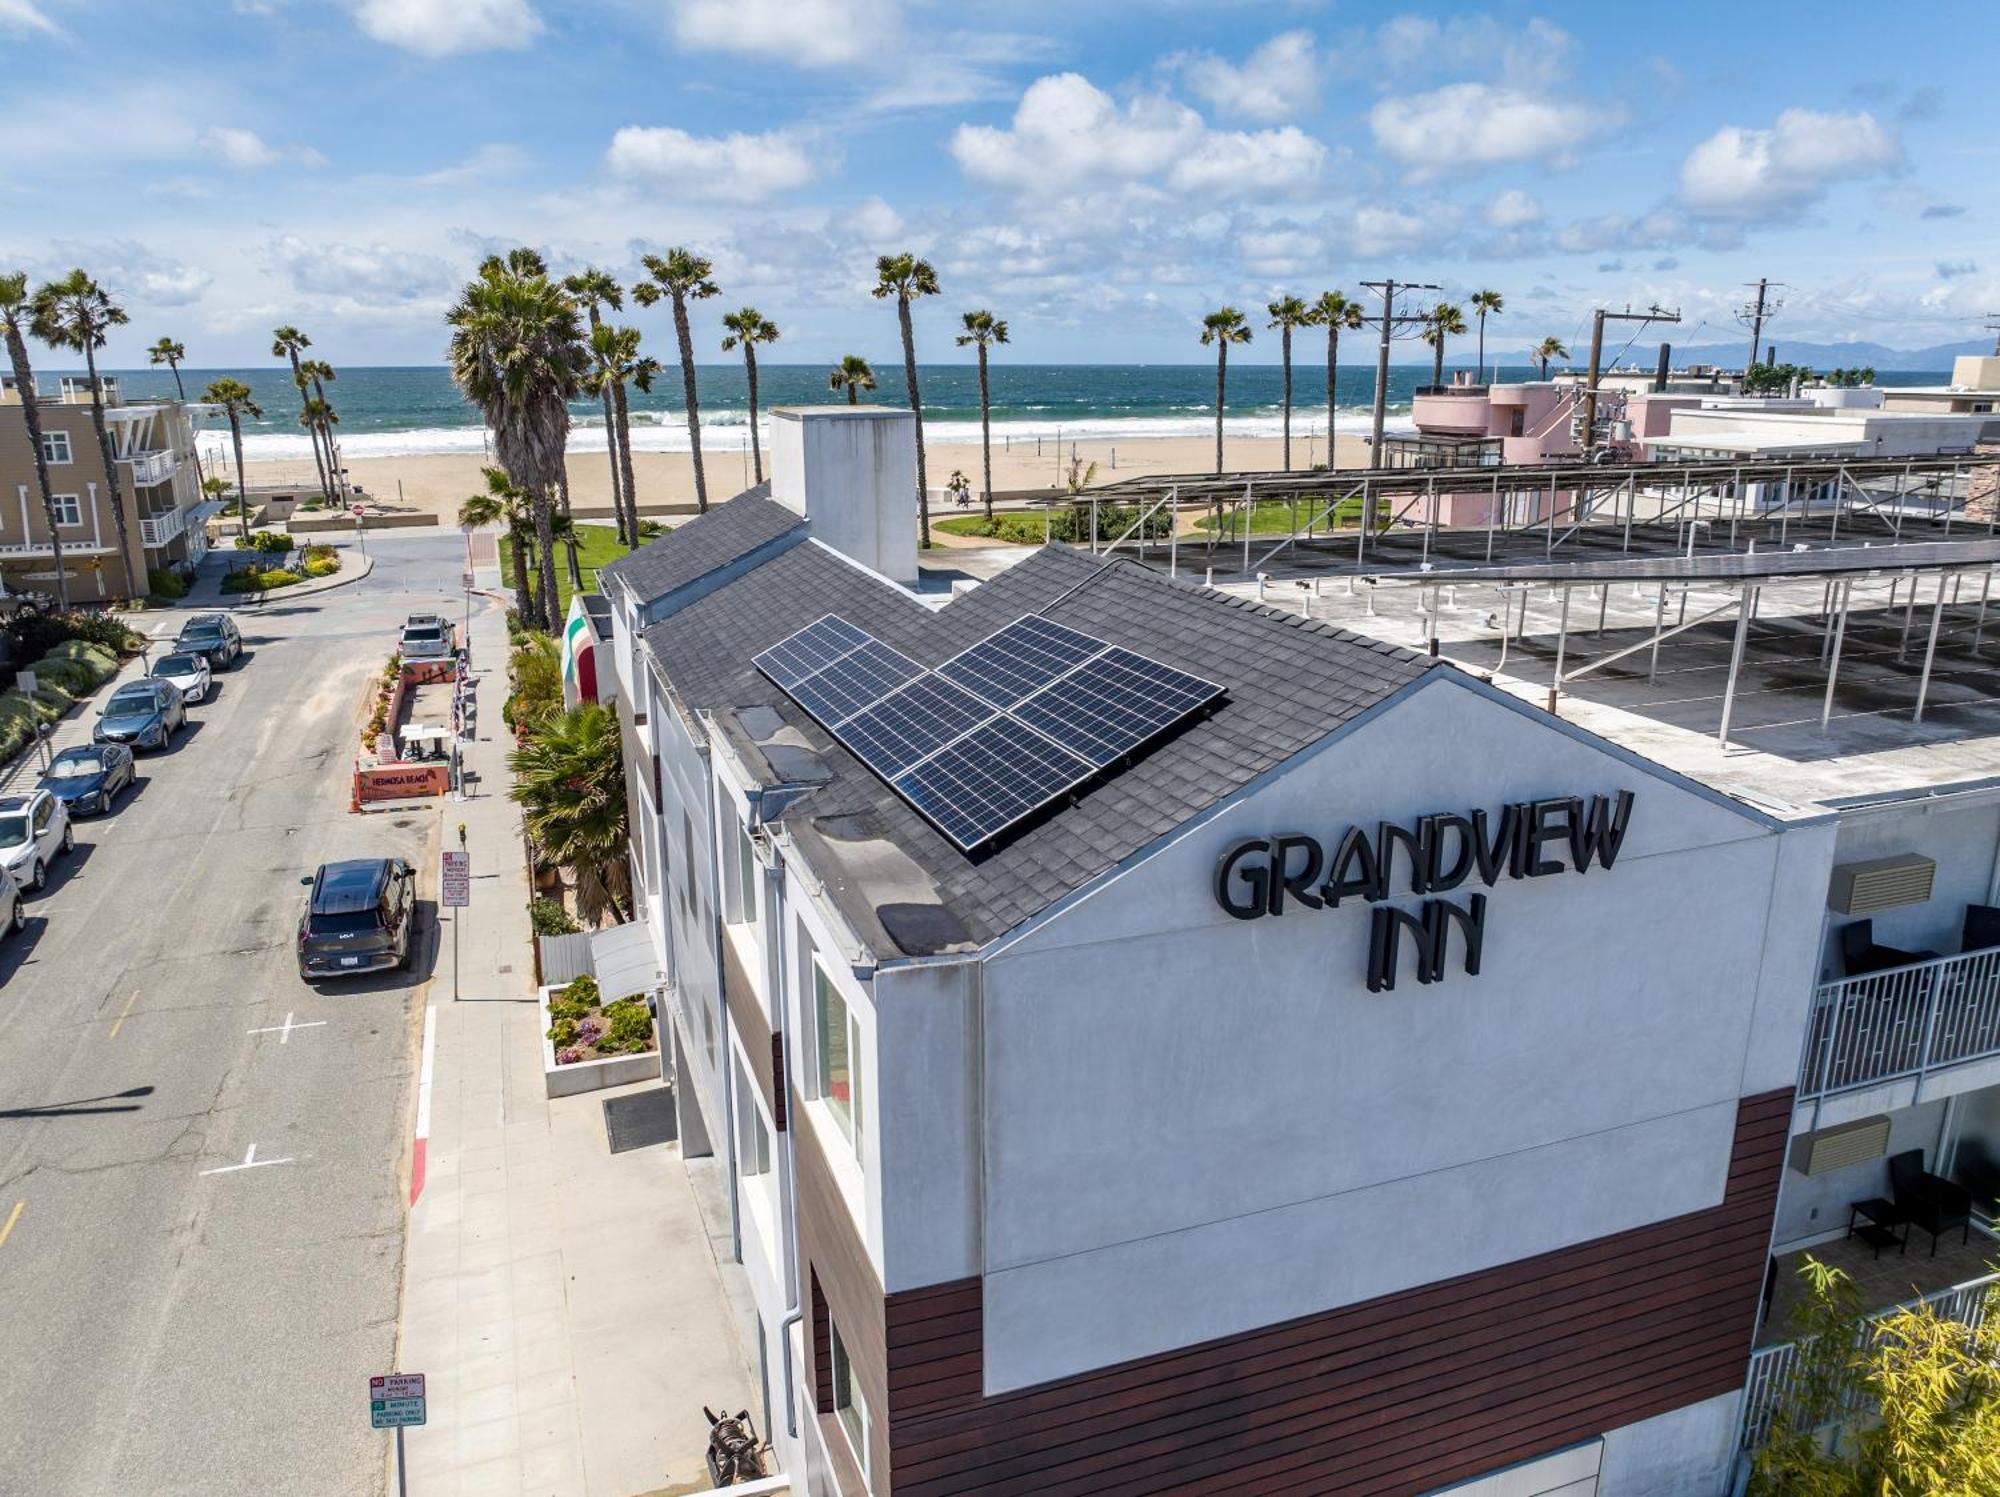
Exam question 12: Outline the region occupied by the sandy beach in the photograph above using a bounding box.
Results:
[244,429,1379,525]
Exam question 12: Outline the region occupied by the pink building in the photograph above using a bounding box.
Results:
[1385,376,1595,526]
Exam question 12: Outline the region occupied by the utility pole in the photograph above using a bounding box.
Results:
[1359,278,1439,459]
[1985,314,2000,357]
[1582,304,1681,452]
[1737,278,1784,372]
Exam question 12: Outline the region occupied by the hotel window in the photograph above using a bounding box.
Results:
[735,1054,771,1181]
[830,1318,873,1488]
[51,495,81,528]
[40,431,73,465]
[814,957,863,1156]
[729,815,758,926]
[681,812,698,922]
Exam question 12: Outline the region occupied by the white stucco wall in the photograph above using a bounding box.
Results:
[973,674,1827,1393]
[1596,1390,1742,1497]
[770,408,919,585]
[1823,793,2000,973]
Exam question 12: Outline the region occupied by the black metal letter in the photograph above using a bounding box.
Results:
[1471,804,1518,885]
[1375,819,1426,899]
[1214,839,1271,920]
[1431,892,1488,978]
[1325,826,1380,907]
[1525,797,1572,877]
[1568,790,1635,872]
[1421,813,1476,892]
[1268,834,1324,914]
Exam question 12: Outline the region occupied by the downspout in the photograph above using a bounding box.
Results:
[700,733,741,1259]
[764,825,808,1439]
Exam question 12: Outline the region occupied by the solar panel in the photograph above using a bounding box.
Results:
[891,716,1096,850]
[788,639,923,725]
[752,614,871,688]
[936,615,1109,708]
[837,675,995,777]
[1012,647,1226,767]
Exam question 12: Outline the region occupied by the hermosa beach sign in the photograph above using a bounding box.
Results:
[1213,791,1636,992]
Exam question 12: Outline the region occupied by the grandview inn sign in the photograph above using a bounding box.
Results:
[1214,791,1636,991]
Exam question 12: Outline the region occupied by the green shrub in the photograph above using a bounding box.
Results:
[147,567,189,600]
[530,897,579,936]
[935,503,1173,546]
[248,530,291,553]
[599,997,656,1054]
[42,638,118,672]
[5,609,140,659]
[303,556,339,578]
[31,648,113,695]
[221,566,305,593]
[302,542,338,562]
[546,1015,580,1049]
[559,974,600,1007]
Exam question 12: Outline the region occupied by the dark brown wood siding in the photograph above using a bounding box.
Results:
[797,1110,893,1490]
[883,1088,1791,1497]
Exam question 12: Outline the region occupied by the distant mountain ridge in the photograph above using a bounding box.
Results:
[1448,338,1989,373]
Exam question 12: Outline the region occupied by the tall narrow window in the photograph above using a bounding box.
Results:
[732,816,758,926]
[830,1319,872,1487]
[735,1055,771,1180]
[814,959,862,1155]
[681,812,697,922]
[40,431,72,465]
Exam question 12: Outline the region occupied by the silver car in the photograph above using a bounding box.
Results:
[0,865,22,938]
[150,650,213,705]
[0,789,74,894]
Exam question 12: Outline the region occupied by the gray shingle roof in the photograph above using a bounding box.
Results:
[597,486,799,605]
[642,541,1433,953]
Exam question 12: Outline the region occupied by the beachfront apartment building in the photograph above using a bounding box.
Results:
[587,407,2000,1495]
[0,374,216,601]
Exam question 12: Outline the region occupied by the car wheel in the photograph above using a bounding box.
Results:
[60,825,73,854]
[28,861,43,893]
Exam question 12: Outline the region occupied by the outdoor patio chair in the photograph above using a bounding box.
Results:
[1952,1138,2000,1221]
[1839,919,1936,977]
[1962,904,2000,955]
[1888,1149,1973,1256]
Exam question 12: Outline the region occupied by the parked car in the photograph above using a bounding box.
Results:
[399,613,457,662]
[297,858,418,980]
[175,613,243,669]
[0,789,73,893]
[38,743,136,816]
[0,866,22,938]
[93,679,186,751]
[150,650,214,705]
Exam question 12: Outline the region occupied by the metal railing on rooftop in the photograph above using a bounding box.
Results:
[1799,947,2000,1100]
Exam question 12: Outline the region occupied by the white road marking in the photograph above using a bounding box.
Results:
[199,1142,295,1176]
[247,1012,326,1044]
[416,1006,436,1139]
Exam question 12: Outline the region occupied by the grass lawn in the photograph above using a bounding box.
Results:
[1192,495,1388,535]
[499,524,637,617]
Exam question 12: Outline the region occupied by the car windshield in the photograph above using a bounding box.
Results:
[106,687,156,712]
[0,814,27,846]
[309,909,382,936]
[404,628,442,642]
[180,626,223,643]
[154,653,200,675]
[47,753,105,779]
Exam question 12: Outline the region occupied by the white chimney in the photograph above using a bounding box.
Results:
[770,406,920,585]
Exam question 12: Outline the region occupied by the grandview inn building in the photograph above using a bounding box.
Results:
[600,409,2000,1496]
[0,373,216,600]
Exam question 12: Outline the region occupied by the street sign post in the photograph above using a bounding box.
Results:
[370,1372,424,1497]
[442,836,469,1000]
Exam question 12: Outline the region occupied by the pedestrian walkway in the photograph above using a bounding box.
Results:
[395,556,757,1497]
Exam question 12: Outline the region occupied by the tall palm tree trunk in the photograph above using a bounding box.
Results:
[1214,342,1227,474]
[899,296,930,548]
[287,353,331,502]
[1477,314,1487,385]
[586,306,628,547]
[231,415,250,541]
[81,345,132,598]
[612,380,640,549]
[977,343,994,522]
[531,487,560,633]
[846,383,858,406]
[1432,338,1445,388]
[4,326,68,606]
[745,346,764,486]
[1325,327,1341,472]
[509,518,536,625]
[557,466,582,591]
[311,375,344,500]
[672,296,708,513]
[1280,324,1293,470]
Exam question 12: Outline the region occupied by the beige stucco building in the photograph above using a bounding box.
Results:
[0,374,215,602]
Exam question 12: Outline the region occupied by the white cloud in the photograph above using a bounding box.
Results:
[198,125,325,170]
[1555,209,1693,254]
[48,240,213,307]
[264,234,460,304]
[350,0,541,57]
[0,0,62,37]
[1171,31,1317,123]
[1484,189,1543,229]
[1368,15,1575,90]
[605,126,821,203]
[952,73,1324,202]
[1678,108,1901,220]
[851,195,904,242]
[666,0,900,68]
[1370,84,1611,180]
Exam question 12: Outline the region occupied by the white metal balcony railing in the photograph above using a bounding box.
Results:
[138,508,186,548]
[1738,1270,2000,1453]
[124,449,177,486]
[1799,948,2000,1100]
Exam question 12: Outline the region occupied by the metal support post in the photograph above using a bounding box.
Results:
[1649,584,1668,682]
[1546,586,1571,714]
[1167,487,1178,579]
[1915,572,1949,723]
[1718,585,1754,746]
[1822,579,1852,731]
[1899,574,1919,661]
[1976,567,1993,652]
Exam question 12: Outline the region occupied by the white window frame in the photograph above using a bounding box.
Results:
[830,1317,873,1489]
[729,814,759,927]
[40,431,73,466]
[812,954,863,1160]
[51,494,81,528]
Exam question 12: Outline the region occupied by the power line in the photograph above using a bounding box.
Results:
[1737,278,1786,371]
[1358,278,1439,454]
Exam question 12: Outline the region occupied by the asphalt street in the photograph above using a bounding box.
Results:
[0,532,489,1495]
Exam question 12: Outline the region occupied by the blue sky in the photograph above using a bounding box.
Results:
[1,0,1991,368]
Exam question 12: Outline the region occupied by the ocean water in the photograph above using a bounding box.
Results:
[91,363,1950,464]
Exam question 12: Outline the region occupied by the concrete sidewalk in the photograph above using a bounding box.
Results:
[395,560,757,1497]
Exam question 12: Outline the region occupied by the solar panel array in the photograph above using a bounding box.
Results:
[753,613,1225,850]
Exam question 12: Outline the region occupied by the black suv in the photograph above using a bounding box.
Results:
[298,858,417,980]
[175,613,243,669]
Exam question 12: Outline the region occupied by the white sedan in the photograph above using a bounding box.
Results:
[150,649,214,705]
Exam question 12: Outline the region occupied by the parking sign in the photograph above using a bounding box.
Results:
[441,850,470,908]
[369,1372,425,1428]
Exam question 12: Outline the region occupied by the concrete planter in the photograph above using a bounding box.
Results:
[539,985,660,1099]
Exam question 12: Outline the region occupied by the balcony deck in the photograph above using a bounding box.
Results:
[1801,946,2000,1099]
[1756,1224,1997,1348]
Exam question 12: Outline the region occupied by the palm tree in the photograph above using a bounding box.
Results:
[828,355,876,404]
[201,377,262,540]
[872,253,941,548]
[147,336,188,398]
[1266,295,1310,470]
[1305,292,1364,471]
[1199,307,1252,475]
[30,270,132,596]
[299,359,345,500]
[1,272,68,605]
[446,249,588,633]
[459,465,537,621]
[1421,302,1467,388]
[954,310,1008,521]
[1469,290,1504,384]
[633,248,719,514]
[509,702,631,924]
[271,325,331,503]
[1536,336,1570,379]
[582,323,661,556]
[720,307,780,487]
[562,268,632,547]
